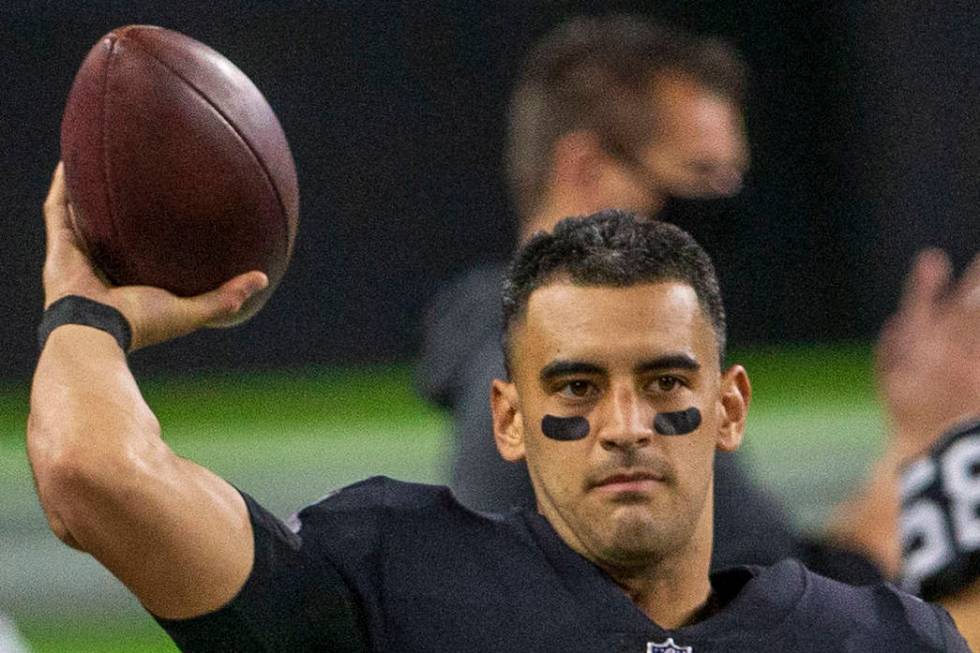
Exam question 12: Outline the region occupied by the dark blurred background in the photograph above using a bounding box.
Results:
[3,0,979,380]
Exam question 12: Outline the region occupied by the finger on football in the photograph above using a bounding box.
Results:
[182,271,269,327]
[42,163,73,254]
[42,162,67,215]
[43,164,93,261]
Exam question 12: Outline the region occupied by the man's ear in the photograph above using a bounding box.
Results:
[716,364,751,452]
[491,379,526,462]
[551,130,605,189]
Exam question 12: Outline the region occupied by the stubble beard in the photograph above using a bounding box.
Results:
[592,502,697,570]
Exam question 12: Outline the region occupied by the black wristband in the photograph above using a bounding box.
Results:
[37,295,132,353]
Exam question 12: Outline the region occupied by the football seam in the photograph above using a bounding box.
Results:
[125,32,291,273]
[101,34,128,284]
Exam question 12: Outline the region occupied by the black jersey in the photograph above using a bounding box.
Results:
[158,477,969,652]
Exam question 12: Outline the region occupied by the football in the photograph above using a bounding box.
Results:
[60,25,299,324]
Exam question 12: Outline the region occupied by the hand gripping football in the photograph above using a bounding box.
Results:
[61,25,299,325]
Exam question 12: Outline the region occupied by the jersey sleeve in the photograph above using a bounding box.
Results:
[930,603,973,652]
[154,491,369,652]
[890,586,973,652]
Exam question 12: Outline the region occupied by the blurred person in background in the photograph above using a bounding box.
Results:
[866,247,980,644]
[416,12,976,602]
[418,13,871,578]
[419,11,750,525]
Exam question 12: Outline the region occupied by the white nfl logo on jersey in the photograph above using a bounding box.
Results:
[646,638,693,653]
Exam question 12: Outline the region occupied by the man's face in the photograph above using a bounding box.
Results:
[493,281,747,571]
[613,74,749,205]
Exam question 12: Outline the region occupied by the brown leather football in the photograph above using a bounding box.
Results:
[60,25,298,324]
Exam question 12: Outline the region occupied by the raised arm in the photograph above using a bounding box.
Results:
[827,249,980,646]
[880,250,980,647]
[28,163,269,619]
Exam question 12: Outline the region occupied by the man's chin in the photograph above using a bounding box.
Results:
[592,512,674,563]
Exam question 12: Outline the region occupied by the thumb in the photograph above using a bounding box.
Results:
[897,248,951,323]
[951,252,980,308]
[183,271,270,328]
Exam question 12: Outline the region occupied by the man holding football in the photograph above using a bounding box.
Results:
[27,164,977,650]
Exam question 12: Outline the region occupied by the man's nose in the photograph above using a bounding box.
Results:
[598,388,652,451]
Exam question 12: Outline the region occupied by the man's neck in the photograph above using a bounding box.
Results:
[519,207,568,244]
[603,558,715,629]
[537,494,717,630]
[520,191,615,242]
[570,494,718,629]
[520,194,664,243]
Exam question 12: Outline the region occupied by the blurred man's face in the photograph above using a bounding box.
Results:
[610,74,749,207]
[496,281,744,571]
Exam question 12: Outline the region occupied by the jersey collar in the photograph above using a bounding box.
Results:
[517,508,806,641]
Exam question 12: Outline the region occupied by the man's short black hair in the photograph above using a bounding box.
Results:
[501,209,727,375]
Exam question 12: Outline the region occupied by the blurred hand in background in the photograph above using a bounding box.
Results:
[877,249,980,459]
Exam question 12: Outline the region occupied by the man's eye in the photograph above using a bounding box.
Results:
[656,376,680,392]
[559,380,594,398]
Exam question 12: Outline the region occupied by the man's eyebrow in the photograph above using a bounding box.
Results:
[539,360,606,383]
[634,354,700,374]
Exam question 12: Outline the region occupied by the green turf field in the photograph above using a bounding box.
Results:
[0,343,887,652]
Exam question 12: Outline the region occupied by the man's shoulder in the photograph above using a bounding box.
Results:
[294,476,454,514]
[416,261,509,408]
[423,262,508,332]
[289,476,505,532]
[284,477,531,592]
[765,560,967,650]
[437,262,509,301]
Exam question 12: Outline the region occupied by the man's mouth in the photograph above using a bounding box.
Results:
[589,471,666,494]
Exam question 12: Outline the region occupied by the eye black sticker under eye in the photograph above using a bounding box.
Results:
[541,415,590,441]
[654,407,701,436]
